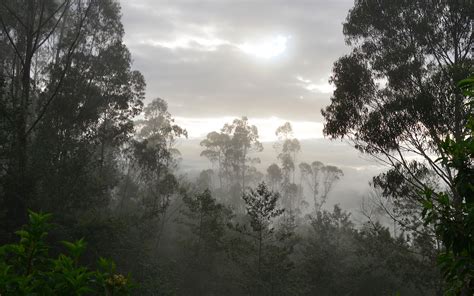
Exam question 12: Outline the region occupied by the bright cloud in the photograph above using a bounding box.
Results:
[296,75,334,94]
[174,116,323,142]
[238,35,289,59]
[140,32,290,60]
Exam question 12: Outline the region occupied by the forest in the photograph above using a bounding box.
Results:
[0,0,472,295]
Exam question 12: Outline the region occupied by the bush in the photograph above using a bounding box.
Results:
[0,211,133,295]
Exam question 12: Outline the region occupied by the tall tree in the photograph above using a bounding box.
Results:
[299,161,343,211]
[223,117,263,194]
[200,131,231,189]
[131,98,187,243]
[0,0,146,235]
[274,122,301,213]
[275,122,300,184]
[321,0,472,293]
[201,117,263,208]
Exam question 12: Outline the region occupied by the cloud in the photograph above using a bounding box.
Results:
[119,0,354,122]
[296,75,335,94]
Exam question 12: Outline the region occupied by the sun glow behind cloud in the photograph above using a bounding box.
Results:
[174,116,323,142]
[238,35,289,59]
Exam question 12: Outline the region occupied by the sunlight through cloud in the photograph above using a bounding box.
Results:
[238,35,289,59]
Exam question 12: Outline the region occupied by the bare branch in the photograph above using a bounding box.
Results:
[0,2,27,29]
[0,15,25,65]
[26,0,94,136]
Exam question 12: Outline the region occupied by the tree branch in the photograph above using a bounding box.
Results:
[26,0,94,136]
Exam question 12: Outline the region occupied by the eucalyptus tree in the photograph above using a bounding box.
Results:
[131,98,187,244]
[0,0,94,232]
[322,0,472,202]
[0,0,146,233]
[223,117,263,194]
[201,117,263,207]
[299,162,343,211]
[322,0,473,292]
[275,122,300,183]
[274,122,301,213]
[200,131,231,189]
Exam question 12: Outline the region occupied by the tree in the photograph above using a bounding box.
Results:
[0,0,146,236]
[196,169,215,191]
[0,0,93,230]
[179,190,233,295]
[130,98,187,245]
[241,182,284,294]
[181,190,232,257]
[322,0,472,197]
[297,205,436,296]
[201,117,263,209]
[274,122,301,213]
[200,131,231,189]
[321,1,472,293]
[223,117,263,194]
[421,76,474,294]
[299,161,343,211]
[266,163,283,191]
[275,122,300,183]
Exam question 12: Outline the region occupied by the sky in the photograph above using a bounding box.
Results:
[119,0,385,214]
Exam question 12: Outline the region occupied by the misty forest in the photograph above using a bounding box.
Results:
[0,0,473,295]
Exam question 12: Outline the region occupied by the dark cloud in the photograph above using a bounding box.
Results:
[120,0,354,121]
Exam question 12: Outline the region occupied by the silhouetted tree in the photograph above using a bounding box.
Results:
[321,0,472,292]
[299,161,343,211]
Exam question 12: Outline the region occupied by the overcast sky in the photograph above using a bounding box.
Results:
[119,0,384,213]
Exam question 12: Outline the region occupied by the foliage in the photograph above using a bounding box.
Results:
[421,76,474,294]
[322,1,472,294]
[177,189,234,295]
[181,189,232,254]
[0,0,146,234]
[0,211,132,295]
[238,182,292,295]
[243,182,284,234]
[296,206,436,296]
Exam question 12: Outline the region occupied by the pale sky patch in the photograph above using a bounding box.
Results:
[174,116,324,142]
[140,36,230,51]
[296,75,334,94]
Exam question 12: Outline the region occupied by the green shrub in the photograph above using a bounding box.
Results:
[0,211,133,295]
